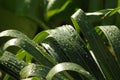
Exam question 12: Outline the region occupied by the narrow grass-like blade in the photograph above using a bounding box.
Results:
[46,62,96,80]
[33,31,49,43]
[104,7,120,17]
[86,9,113,27]
[116,0,120,27]
[71,9,120,80]
[45,0,71,19]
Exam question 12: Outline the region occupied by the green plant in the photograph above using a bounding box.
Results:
[0,8,120,80]
[1,0,120,80]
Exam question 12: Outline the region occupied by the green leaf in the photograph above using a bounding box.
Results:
[46,62,96,80]
[0,29,34,62]
[98,25,120,64]
[0,51,27,79]
[45,0,71,19]
[16,31,49,63]
[33,31,49,43]
[42,25,103,79]
[109,7,120,16]
[0,29,72,80]
[21,77,40,80]
[20,64,50,79]
[86,9,113,26]
[71,9,120,80]
[3,38,56,67]
[20,63,69,80]
[0,30,53,64]
[0,29,29,40]
[101,7,120,17]
[16,50,26,60]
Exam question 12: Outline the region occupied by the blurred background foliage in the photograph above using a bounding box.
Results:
[0,0,120,39]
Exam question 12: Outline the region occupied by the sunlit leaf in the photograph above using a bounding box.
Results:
[106,7,120,17]
[0,30,29,40]
[46,62,96,80]
[20,64,50,79]
[33,31,49,43]
[0,29,34,62]
[21,77,40,80]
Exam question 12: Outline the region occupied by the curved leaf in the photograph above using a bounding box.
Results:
[0,30,29,40]
[20,63,67,80]
[46,62,96,80]
[0,51,27,79]
[21,77,40,80]
[16,31,49,63]
[98,25,120,63]
[71,9,120,80]
[86,9,113,26]
[106,7,120,17]
[41,25,103,79]
[3,38,56,67]
[0,28,72,80]
[0,29,34,62]
[0,30,50,63]
[20,64,50,79]
[33,31,49,43]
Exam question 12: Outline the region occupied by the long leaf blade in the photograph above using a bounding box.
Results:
[0,51,27,79]
[3,38,55,67]
[0,30,29,40]
[98,25,120,64]
[42,25,103,79]
[20,63,67,80]
[45,0,71,19]
[71,9,120,80]
[46,62,96,80]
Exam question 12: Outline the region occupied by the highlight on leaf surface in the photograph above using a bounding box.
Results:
[46,62,96,80]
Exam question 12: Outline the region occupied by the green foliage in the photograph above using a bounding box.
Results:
[1,0,120,80]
